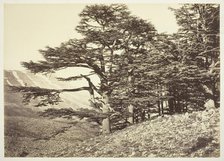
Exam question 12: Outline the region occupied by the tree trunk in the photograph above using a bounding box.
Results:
[212,81,219,108]
[168,98,174,114]
[127,104,134,124]
[102,93,111,134]
[161,99,164,115]
[174,98,177,113]
[203,84,217,109]
[183,101,188,112]
[176,99,181,113]
[134,108,139,123]
[158,100,161,116]
[141,109,146,121]
[147,109,150,120]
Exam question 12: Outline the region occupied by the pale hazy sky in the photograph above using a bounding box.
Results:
[4,3,180,71]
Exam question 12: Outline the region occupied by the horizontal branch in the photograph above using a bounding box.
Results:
[22,61,93,74]
[59,87,91,92]
[10,85,91,93]
[197,47,220,56]
[56,73,95,81]
[9,85,92,107]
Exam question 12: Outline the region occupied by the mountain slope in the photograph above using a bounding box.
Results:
[4,70,92,110]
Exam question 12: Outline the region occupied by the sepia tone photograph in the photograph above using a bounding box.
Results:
[2,0,221,158]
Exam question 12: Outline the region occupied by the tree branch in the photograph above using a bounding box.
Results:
[9,85,91,107]
[56,73,95,81]
[81,74,100,94]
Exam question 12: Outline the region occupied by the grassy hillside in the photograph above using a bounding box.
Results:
[5,116,100,157]
[4,85,100,157]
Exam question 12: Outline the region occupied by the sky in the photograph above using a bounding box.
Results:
[4,3,180,71]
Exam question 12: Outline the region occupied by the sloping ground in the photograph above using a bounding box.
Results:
[4,116,100,157]
[51,108,219,157]
[4,82,100,157]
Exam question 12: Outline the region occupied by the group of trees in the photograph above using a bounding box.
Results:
[11,4,220,133]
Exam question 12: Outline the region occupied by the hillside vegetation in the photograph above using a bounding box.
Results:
[57,109,220,157]
[5,116,100,157]
[4,84,100,157]
[10,108,218,157]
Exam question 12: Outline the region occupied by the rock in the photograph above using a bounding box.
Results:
[147,153,156,157]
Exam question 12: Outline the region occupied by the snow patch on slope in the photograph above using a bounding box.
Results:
[23,72,38,87]
[38,75,61,89]
[12,71,25,86]
[6,79,13,86]
[5,70,92,110]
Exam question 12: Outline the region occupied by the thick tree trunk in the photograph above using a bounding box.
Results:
[127,104,134,124]
[102,93,111,134]
[203,84,217,109]
[102,104,110,134]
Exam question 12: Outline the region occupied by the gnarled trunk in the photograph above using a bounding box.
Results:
[203,84,218,109]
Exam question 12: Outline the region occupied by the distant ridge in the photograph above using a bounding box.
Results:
[4,70,92,110]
